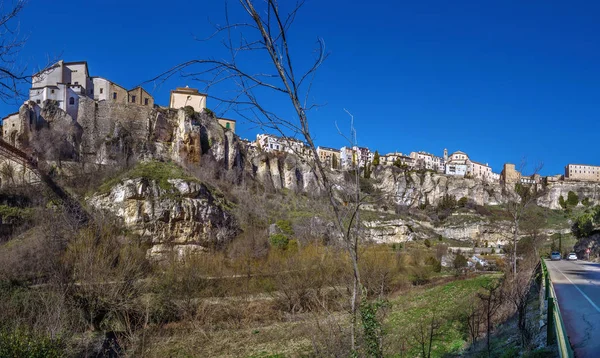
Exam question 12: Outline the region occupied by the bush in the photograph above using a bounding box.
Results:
[437,194,457,211]
[559,195,567,209]
[269,233,290,249]
[453,253,468,270]
[582,197,591,207]
[0,329,64,358]
[424,239,431,248]
[567,191,579,207]
[458,197,468,207]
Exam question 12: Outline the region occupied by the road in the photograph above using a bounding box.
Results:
[545,259,600,357]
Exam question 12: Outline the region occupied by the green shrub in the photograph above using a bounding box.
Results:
[582,197,591,207]
[559,195,567,209]
[275,219,294,236]
[183,105,196,118]
[269,233,290,249]
[424,239,431,248]
[0,329,64,358]
[567,191,579,207]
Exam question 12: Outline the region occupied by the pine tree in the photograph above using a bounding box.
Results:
[372,151,380,166]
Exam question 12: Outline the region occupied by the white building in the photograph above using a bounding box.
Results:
[410,151,445,172]
[28,60,154,120]
[444,150,494,180]
[256,134,309,157]
[340,146,355,169]
[30,61,93,119]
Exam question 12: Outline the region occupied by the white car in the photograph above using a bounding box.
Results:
[568,253,578,261]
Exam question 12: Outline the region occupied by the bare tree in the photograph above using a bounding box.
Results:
[147,0,367,350]
[0,0,30,103]
[499,162,545,276]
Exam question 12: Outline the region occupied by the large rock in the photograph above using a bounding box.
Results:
[88,177,239,258]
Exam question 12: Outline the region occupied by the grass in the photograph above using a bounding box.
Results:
[97,160,199,195]
[386,274,500,357]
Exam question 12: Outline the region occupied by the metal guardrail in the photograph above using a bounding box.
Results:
[541,259,574,358]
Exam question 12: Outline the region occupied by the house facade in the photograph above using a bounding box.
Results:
[28,60,154,120]
[317,146,341,169]
[410,151,445,172]
[169,86,207,112]
[565,164,600,182]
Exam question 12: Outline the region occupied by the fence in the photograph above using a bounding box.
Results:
[541,259,574,358]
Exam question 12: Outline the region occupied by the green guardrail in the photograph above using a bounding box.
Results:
[541,259,575,358]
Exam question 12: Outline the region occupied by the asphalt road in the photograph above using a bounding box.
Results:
[545,259,600,357]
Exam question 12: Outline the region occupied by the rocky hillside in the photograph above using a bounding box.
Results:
[373,165,600,211]
[88,161,239,258]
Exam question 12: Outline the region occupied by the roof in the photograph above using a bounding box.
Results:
[64,61,89,75]
[566,163,600,167]
[30,85,60,90]
[451,150,467,156]
[317,146,340,152]
[217,117,236,122]
[1,112,19,120]
[171,87,208,97]
[32,61,61,77]
[471,160,490,167]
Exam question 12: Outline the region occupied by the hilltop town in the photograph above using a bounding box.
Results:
[2,59,597,191]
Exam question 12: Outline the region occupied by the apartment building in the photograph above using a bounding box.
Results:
[317,146,341,169]
[565,164,600,182]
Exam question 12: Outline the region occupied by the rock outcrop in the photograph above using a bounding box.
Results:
[374,167,503,208]
[89,177,239,258]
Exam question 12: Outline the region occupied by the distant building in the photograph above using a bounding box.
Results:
[128,86,154,107]
[501,163,520,185]
[445,150,493,180]
[340,146,355,169]
[29,60,154,120]
[501,163,542,185]
[256,134,309,158]
[169,86,207,112]
[317,146,341,169]
[410,151,445,172]
[91,77,128,103]
[564,164,600,182]
[217,118,236,133]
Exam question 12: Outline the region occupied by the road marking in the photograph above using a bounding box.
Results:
[553,263,600,314]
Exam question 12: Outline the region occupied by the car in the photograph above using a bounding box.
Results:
[551,251,562,261]
[568,253,578,261]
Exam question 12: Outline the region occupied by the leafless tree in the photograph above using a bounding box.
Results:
[498,162,545,276]
[0,0,30,103]
[147,0,367,350]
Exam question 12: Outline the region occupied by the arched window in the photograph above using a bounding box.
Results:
[69,97,75,105]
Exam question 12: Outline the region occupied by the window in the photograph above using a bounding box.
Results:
[144,98,149,105]
[131,95,136,103]
[36,99,40,104]
[69,97,75,105]
[113,92,117,100]
[51,89,55,94]
[100,88,104,94]
[74,81,79,85]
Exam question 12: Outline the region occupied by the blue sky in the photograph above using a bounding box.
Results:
[3,0,600,175]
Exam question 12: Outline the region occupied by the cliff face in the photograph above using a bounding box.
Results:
[374,166,600,210]
[88,177,239,258]
[537,181,600,209]
[374,167,504,208]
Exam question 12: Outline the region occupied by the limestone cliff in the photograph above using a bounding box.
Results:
[373,167,503,208]
[373,166,600,211]
[88,176,239,258]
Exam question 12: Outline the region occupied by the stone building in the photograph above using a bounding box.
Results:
[128,86,154,107]
[91,77,128,103]
[28,60,154,120]
[564,164,600,182]
[217,118,236,133]
[410,151,445,172]
[317,146,341,169]
[500,163,520,185]
[169,86,207,112]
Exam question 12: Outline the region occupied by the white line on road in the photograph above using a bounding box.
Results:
[554,263,600,314]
